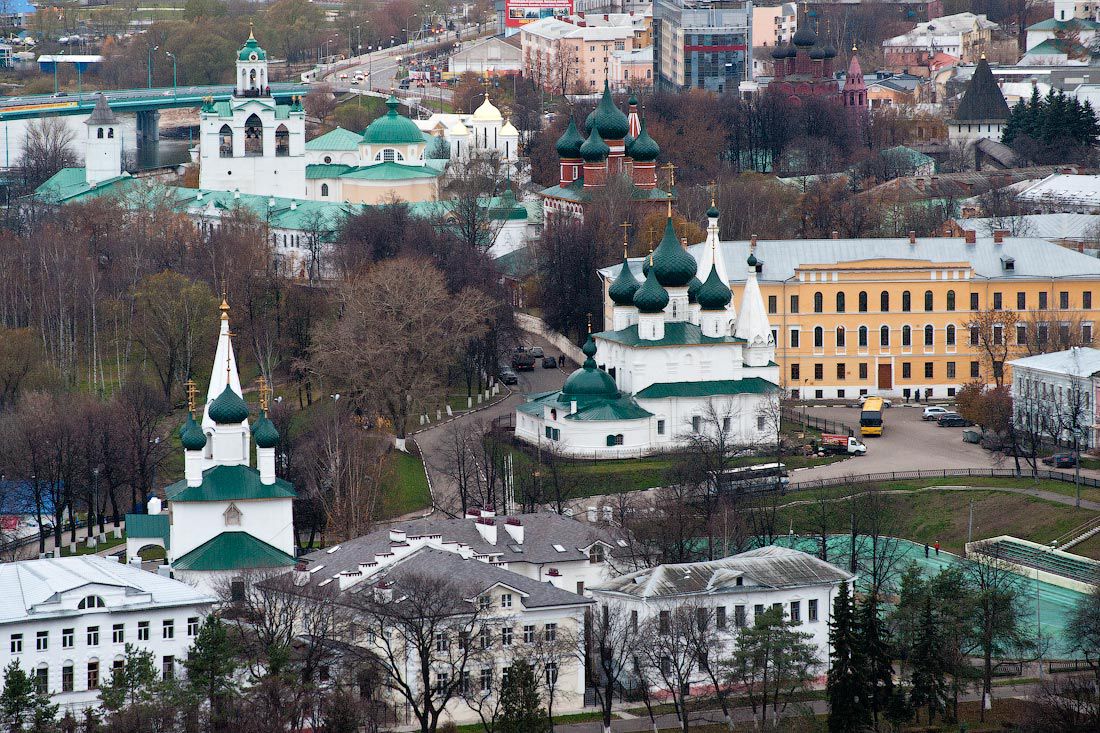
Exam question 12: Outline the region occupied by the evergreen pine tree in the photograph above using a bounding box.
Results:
[498,663,550,733]
[858,596,903,731]
[1,660,36,732]
[827,581,868,733]
[99,644,158,713]
[909,595,948,725]
[183,616,240,729]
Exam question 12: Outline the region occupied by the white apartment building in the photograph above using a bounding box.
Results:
[1009,347,1100,449]
[282,517,603,725]
[0,556,215,712]
[590,546,855,685]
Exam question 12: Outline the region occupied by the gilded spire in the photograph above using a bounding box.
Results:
[248,20,256,41]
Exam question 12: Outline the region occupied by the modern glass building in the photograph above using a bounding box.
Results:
[654,0,753,92]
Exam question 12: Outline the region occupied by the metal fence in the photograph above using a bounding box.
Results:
[781,408,856,438]
[787,467,1100,491]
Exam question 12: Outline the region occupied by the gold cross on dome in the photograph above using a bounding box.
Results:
[185,379,197,416]
[258,376,270,412]
[661,162,676,189]
[620,221,632,257]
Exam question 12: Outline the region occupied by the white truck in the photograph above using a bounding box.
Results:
[816,433,867,456]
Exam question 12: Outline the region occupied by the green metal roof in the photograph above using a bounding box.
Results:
[305,126,364,151]
[304,163,355,179]
[363,95,425,145]
[124,513,170,549]
[173,531,295,572]
[33,167,137,205]
[165,464,296,503]
[597,322,745,348]
[517,390,652,421]
[1026,17,1100,30]
[339,162,442,180]
[635,377,779,400]
[238,34,268,61]
[540,180,673,204]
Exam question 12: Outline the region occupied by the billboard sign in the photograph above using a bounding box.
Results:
[505,0,573,28]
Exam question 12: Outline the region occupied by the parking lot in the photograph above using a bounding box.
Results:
[793,402,1006,482]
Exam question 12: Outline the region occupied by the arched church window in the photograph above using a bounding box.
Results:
[320,183,329,197]
[204,431,213,460]
[836,292,845,313]
[374,149,404,162]
[946,290,956,312]
[218,125,233,158]
[107,128,113,139]
[244,114,263,157]
[97,128,104,139]
[813,292,822,313]
[902,290,911,312]
[924,324,934,346]
[249,68,258,92]
[880,291,889,312]
[903,325,912,347]
[880,325,890,347]
[858,326,868,348]
[835,326,845,348]
[275,125,289,157]
[813,326,823,348]
[858,291,868,313]
[924,290,934,312]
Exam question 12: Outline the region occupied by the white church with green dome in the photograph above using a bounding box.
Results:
[126,299,296,595]
[515,205,780,457]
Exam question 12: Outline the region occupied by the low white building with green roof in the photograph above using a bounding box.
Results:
[126,300,297,595]
[515,206,780,457]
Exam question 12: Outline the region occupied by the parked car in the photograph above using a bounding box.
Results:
[528,346,544,358]
[498,368,518,385]
[922,406,950,421]
[542,356,557,369]
[1042,453,1078,468]
[937,414,974,427]
[858,395,892,408]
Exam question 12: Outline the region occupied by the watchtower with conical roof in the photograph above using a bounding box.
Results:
[948,56,1010,147]
[84,94,121,185]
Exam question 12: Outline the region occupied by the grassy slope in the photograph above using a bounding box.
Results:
[775,488,1096,555]
[380,450,432,519]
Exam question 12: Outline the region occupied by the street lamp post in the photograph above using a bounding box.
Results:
[165,51,177,99]
[147,45,158,89]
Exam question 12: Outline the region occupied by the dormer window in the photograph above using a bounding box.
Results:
[224,503,242,526]
[1001,256,1015,272]
[588,544,606,564]
[77,595,106,610]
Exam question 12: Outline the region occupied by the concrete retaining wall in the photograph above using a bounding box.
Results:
[515,313,583,364]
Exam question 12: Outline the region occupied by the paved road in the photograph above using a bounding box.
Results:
[553,682,1042,732]
[412,333,570,513]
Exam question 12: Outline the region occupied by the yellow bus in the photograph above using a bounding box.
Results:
[860,397,885,437]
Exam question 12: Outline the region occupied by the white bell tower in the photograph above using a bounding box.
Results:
[236,23,269,97]
[85,94,121,185]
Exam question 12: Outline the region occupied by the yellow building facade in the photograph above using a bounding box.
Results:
[603,234,1100,400]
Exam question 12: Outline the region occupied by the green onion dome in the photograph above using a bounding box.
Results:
[687,276,703,304]
[628,93,638,107]
[809,44,827,60]
[580,126,609,162]
[555,118,585,159]
[584,80,630,140]
[642,250,652,276]
[652,218,697,288]
[633,265,669,313]
[793,24,818,48]
[628,118,659,162]
[363,95,425,145]
[251,413,280,449]
[180,415,207,451]
[823,40,837,59]
[208,385,250,424]
[771,45,788,60]
[707,203,720,218]
[697,264,732,310]
[561,336,619,399]
[608,258,641,306]
[747,252,759,268]
[238,31,267,61]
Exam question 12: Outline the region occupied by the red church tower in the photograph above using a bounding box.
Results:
[768,10,839,104]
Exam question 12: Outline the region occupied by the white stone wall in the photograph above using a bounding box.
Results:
[199,99,306,198]
[169,498,295,561]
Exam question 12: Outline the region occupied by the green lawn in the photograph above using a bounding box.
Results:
[59,533,126,557]
[454,710,615,732]
[380,451,432,518]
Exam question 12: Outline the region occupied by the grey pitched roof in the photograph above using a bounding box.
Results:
[347,547,593,609]
[602,235,1100,285]
[0,556,216,624]
[1007,346,1100,377]
[953,57,1010,122]
[591,546,853,599]
[85,94,119,126]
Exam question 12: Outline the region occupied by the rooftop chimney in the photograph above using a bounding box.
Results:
[964,230,977,244]
[908,231,917,244]
[473,516,498,545]
[831,231,839,239]
[503,518,524,544]
[389,528,407,544]
[993,229,1007,244]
